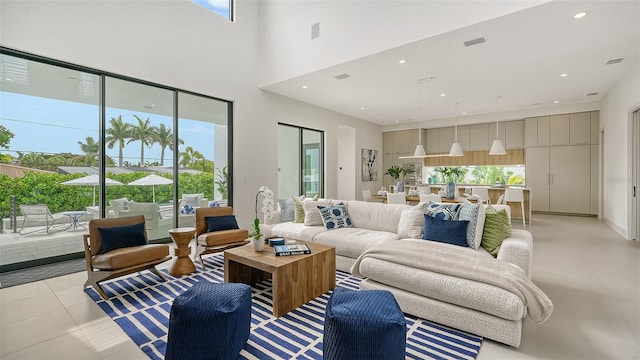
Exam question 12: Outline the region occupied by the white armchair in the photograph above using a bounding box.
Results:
[119,202,173,240]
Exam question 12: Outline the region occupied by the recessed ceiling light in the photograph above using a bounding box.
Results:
[302,85,308,89]
[462,112,467,115]
[398,59,407,64]
[440,93,446,97]
[560,73,569,77]
[574,11,590,19]
[360,107,365,110]
[553,100,560,104]
[395,120,400,123]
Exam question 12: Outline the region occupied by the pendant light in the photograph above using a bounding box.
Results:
[449,102,464,157]
[489,96,506,155]
[399,77,432,159]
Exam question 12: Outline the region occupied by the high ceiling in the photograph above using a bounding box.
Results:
[262,1,640,126]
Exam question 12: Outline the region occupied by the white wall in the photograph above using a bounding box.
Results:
[600,59,640,239]
[258,0,547,86]
[0,0,382,227]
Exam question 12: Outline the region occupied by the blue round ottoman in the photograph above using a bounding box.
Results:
[165,282,252,360]
[323,287,407,360]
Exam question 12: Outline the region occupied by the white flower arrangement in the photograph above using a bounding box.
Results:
[252,186,274,239]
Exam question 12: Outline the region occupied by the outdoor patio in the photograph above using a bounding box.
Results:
[0,225,86,267]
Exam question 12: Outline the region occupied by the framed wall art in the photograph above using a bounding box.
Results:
[361,148,378,181]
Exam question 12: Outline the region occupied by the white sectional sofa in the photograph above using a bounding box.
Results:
[261,199,550,347]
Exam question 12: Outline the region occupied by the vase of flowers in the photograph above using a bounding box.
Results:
[251,186,274,252]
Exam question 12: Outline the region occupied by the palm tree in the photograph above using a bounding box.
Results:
[155,123,183,166]
[105,115,131,167]
[77,136,100,165]
[127,115,157,166]
[179,146,196,168]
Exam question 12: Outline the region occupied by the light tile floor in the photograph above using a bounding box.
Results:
[0,214,638,359]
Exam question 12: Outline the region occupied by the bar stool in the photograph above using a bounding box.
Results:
[504,188,526,225]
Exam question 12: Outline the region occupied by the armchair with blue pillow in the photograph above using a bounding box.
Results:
[194,207,248,268]
[82,215,171,300]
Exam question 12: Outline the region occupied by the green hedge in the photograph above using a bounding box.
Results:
[0,171,215,225]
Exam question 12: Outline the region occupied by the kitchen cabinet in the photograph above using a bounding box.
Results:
[438,127,454,153]
[549,114,570,146]
[526,145,593,214]
[469,124,490,151]
[590,111,599,144]
[537,116,550,146]
[549,145,591,213]
[569,112,591,145]
[505,120,524,149]
[524,117,538,148]
[456,125,471,151]
[525,147,550,212]
[427,128,440,154]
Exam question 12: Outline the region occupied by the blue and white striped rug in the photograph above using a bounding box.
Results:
[85,254,482,359]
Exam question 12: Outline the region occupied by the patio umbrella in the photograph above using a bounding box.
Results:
[127,174,173,203]
[61,174,123,206]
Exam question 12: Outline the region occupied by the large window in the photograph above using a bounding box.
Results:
[424,165,525,185]
[278,124,324,198]
[0,49,232,269]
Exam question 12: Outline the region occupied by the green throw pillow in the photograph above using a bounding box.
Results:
[292,196,306,223]
[481,206,512,257]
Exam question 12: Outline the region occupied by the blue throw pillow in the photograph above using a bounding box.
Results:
[205,215,239,232]
[422,214,469,247]
[98,222,147,254]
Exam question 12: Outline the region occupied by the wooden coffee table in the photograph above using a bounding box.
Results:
[224,240,336,317]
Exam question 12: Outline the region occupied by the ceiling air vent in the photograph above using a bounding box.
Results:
[606,58,623,65]
[587,92,598,96]
[334,73,350,80]
[463,36,487,47]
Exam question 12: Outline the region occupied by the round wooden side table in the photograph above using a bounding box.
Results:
[168,227,197,276]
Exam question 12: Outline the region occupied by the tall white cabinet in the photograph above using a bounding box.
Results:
[525,111,599,214]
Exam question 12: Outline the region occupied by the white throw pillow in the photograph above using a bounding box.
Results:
[303,199,332,226]
[182,193,204,207]
[397,202,429,238]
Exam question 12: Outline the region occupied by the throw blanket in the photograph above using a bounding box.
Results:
[351,240,553,324]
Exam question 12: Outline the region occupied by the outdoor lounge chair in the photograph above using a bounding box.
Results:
[18,204,68,235]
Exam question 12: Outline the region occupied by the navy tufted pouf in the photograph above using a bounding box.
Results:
[165,282,252,360]
[323,287,407,360]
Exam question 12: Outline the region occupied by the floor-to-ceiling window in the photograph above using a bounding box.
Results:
[278,124,324,198]
[0,49,232,270]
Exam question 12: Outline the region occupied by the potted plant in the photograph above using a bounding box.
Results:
[434,167,467,199]
[251,186,274,252]
[385,165,417,193]
[215,165,228,205]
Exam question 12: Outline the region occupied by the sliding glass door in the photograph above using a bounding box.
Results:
[278,124,324,198]
[0,48,232,269]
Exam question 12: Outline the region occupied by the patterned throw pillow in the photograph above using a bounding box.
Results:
[481,206,512,256]
[458,201,485,249]
[278,198,295,222]
[424,202,462,220]
[397,202,429,238]
[422,215,469,247]
[317,203,353,230]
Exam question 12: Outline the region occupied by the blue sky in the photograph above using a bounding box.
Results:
[191,0,230,19]
[1,92,216,165]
